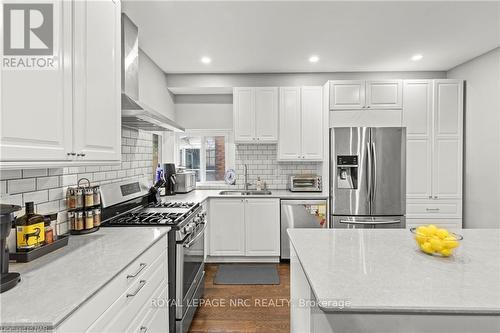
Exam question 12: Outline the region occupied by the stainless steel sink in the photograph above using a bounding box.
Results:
[218,190,272,196]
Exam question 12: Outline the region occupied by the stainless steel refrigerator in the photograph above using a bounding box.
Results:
[330,127,406,228]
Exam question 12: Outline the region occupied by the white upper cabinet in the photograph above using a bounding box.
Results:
[330,80,402,110]
[255,87,279,142]
[278,86,323,161]
[402,80,433,137]
[233,88,255,142]
[278,87,301,160]
[329,80,365,110]
[300,86,324,160]
[233,87,278,143]
[0,0,121,168]
[73,0,121,161]
[365,80,403,109]
[0,1,73,162]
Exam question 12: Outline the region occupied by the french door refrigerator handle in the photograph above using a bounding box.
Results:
[366,142,372,202]
[371,141,377,203]
[339,219,401,225]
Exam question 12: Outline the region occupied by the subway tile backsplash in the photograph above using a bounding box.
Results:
[234,144,322,190]
[0,127,154,232]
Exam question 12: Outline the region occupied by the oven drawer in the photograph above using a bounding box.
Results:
[407,200,462,218]
[86,250,168,332]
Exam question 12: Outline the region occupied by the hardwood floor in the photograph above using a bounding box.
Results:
[189,263,290,333]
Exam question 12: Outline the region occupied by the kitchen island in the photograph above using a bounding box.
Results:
[288,229,500,333]
[0,227,169,331]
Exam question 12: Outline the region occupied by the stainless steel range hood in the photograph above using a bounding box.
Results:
[121,14,184,132]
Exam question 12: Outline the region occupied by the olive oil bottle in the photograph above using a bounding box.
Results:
[15,202,45,251]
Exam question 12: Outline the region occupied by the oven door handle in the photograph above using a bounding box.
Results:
[183,223,206,248]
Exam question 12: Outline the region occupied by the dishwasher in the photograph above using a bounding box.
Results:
[280,200,328,260]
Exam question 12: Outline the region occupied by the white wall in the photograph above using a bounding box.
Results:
[447,47,500,228]
[139,49,176,120]
[175,95,233,129]
[166,71,445,88]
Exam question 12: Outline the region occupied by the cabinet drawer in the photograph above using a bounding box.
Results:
[407,218,463,230]
[127,281,168,333]
[407,200,462,218]
[86,250,167,332]
[58,236,167,332]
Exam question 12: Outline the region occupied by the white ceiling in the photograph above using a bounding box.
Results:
[123,1,500,73]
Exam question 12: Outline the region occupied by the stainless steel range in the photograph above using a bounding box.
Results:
[100,179,206,333]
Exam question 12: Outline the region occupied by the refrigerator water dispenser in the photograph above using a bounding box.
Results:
[337,155,358,189]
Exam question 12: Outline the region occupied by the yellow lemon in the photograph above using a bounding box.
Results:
[440,248,453,257]
[427,224,438,234]
[443,237,459,249]
[420,242,434,254]
[430,238,444,251]
[415,234,427,245]
[416,226,429,236]
[435,228,450,239]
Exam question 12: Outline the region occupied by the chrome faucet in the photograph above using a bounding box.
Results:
[244,164,250,190]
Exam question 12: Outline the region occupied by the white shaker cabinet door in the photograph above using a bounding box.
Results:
[255,87,278,142]
[72,0,121,161]
[233,88,256,143]
[209,199,246,256]
[402,80,433,137]
[301,86,323,160]
[432,80,463,199]
[244,199,280,256]
[329,80,365,110]
[278,87,301,160]
[366,80,403,109]
[406,139,432,199]
[0,1,72,162]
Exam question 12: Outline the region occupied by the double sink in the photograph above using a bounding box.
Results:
[219,190,272,196]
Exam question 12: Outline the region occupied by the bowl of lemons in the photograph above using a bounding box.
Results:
[410,225,463,257]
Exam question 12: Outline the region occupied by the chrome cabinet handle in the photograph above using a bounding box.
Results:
[139,326,148,333]
[127,263,146,279]
[426,208,440,211]
[126,280,146,298]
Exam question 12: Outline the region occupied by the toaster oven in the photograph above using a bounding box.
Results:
[289,175,322,192]
[175,172,196,193]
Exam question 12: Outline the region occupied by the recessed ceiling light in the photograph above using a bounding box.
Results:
[201,56,211,64]
[309,55,319,63]
[411,54,423,61]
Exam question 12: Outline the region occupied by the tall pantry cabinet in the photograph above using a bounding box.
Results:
[403,79,463,229]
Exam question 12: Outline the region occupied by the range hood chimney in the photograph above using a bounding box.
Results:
[121,14,184,132]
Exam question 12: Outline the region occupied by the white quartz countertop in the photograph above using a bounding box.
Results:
[288,229,500,314]
[0,227,169,328]
[164,189,328,203]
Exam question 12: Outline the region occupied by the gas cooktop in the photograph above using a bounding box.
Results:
[106,211,183,226]
[147,201,197,209]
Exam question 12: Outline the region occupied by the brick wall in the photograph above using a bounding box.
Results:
[0,127,154,233]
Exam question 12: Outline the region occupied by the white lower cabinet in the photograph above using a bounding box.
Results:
[245,199,280,256]
[209,198,280,258]
[209,199,246,256]
[57,235,168,332]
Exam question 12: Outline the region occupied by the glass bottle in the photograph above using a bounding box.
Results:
[15,202,45,251]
